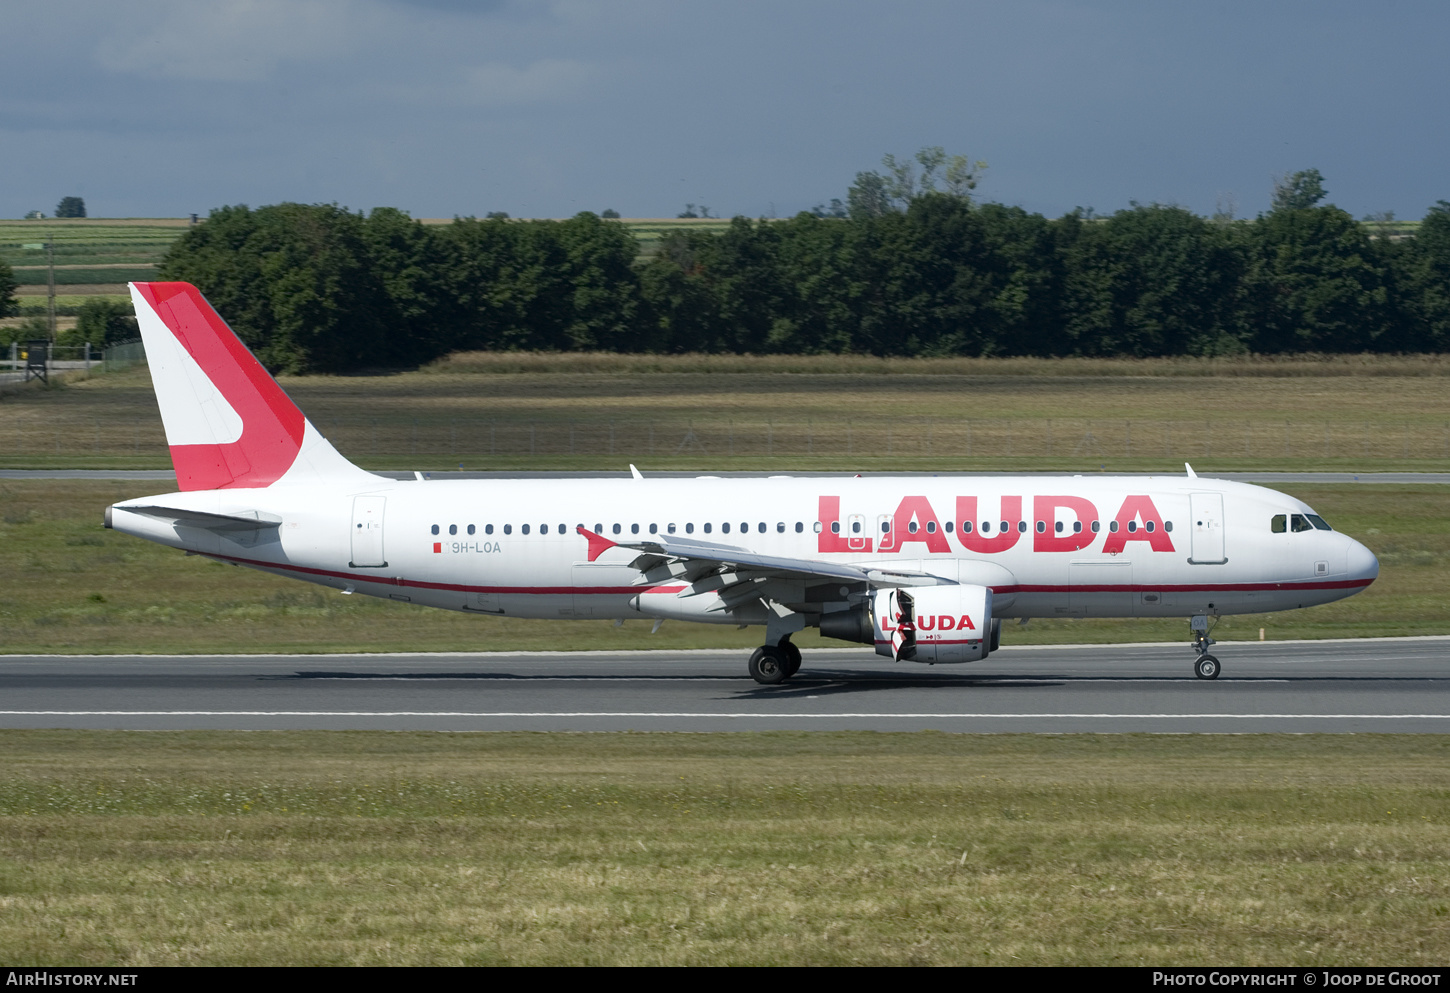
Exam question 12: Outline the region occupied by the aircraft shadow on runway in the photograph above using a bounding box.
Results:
[245,669,1450,707]
[272,668,1062,686]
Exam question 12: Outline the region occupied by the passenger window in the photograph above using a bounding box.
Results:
[1035,521,1045,533]
[945,521,953,533]
[1072,521,1082,533]
[522,524,530,535]
[831,521,841,534]
[1164,521,1173,532]
[540,524,549,535]
[1109,521,1119,533]
[882,521,891,533]
[1091,521,1100,533]
[631,524,639,534]
[667,523,676,534]
[467,524,476,536]
[777,522,785,533]
[1017,521,1027,533]
[1291,514,1313,533]
[613,524,621,535]
[1000,520,1009,533]
[1145,521,1155,533]
[961,521,973,533]
[649,524,658,534]
[926,521,936,534]
[431,524,439,535]
[741,522,749,533]
[813,522,821,533]
[503,524,512,535]
[795,522,803,533]
[449,525,457,536]
[685,523,693,534]
[1127,521,1137,533]
[1306,514,1332,531]
[758,523,766,534]
[908,522,918,534]
[704,523,712,534]
[723,523,731,534]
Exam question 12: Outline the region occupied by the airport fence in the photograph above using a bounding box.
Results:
[1,340,141,375]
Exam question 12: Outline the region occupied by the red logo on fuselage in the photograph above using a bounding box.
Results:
[819,494,1176,556]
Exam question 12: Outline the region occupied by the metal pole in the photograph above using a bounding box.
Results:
[46,235,56,342]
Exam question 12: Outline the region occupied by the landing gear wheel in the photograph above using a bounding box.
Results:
[749,646,789,685]
[1194,654,1221,680]
[780,640,802,678]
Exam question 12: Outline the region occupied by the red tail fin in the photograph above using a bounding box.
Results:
[130,282,363,491]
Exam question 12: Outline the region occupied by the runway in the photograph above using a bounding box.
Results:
[2,637,1447,732]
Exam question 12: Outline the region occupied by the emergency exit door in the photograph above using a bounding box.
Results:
[350,496,387,568]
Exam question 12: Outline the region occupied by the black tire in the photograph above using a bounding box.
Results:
[1194,654,1221,680]
[749,646,788,685]
[781,640,802,677]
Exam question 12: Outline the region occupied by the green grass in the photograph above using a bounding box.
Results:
[0,216,727,275]
[0,480,1442,654]
[11,267,156,285]
[0,219,186,271]
[1,731,1448,965]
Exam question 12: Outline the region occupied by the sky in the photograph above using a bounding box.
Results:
[3,0,1449,222]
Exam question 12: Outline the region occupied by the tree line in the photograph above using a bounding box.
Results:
[141,190,1450,373]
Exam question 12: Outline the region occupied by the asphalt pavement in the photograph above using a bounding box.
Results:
[2,637,1447,732]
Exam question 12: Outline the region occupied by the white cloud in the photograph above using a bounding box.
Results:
[95,0,375,82]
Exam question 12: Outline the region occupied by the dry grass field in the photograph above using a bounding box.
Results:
[3,355,1450,472]
[1,731,1447,966]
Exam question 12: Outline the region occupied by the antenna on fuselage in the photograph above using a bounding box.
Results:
[1185,463,1198,478]
[629,464,644,480]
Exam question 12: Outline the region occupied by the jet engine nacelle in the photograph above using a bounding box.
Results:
[872,584,993,664]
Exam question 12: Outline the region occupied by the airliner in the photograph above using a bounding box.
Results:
[105,282,1380,683]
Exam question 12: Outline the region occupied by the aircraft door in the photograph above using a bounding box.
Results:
[847,514,868,551]
[1188,493,1227,564]
[350,496,387,568]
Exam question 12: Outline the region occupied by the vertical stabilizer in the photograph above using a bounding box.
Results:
[129,282,375,491]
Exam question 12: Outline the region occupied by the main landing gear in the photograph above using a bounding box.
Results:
[748,638,802,685]
[1190,614,1220,680]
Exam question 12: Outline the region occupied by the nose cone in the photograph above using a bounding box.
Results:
[1347,539,1379,586]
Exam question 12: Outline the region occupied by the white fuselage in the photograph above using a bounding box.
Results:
[109,473,1379,630]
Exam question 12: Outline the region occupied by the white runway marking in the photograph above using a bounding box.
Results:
[5,711,1450,720]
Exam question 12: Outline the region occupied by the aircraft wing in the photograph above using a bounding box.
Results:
[575,526,948,605]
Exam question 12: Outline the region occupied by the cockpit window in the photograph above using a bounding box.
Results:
[1271,514,1286,533]
[1291,513,1313,533]
[1306,514,1333,531]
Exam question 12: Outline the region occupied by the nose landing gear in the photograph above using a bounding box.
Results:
[1190,614,1220,680]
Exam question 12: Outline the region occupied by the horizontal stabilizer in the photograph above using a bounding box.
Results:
[122,505,283,533]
